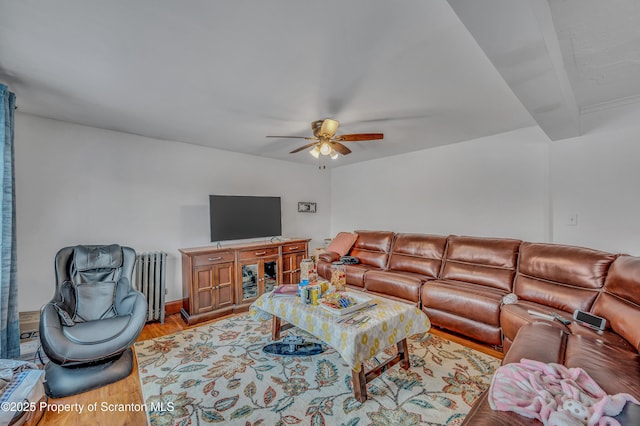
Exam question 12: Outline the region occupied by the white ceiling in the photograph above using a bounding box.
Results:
[1,0,638,167]
[548,0,640,112]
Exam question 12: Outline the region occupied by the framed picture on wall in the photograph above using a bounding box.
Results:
[298,202,316,213]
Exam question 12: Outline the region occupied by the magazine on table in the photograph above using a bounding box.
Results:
[271,284,298,297]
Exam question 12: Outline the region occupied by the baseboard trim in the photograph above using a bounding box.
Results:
[165,299,184,316]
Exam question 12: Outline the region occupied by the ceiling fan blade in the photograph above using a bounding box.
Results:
[331,142,352,155]
[266,135,316,140]
[289,141,319,154]
[319,118,340,138]
[311,120,323,137]
[334,133,384,142]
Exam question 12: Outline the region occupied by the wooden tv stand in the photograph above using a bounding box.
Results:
[179,238,310,325]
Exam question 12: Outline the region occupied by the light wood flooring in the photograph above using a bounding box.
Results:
[33,313,503,425]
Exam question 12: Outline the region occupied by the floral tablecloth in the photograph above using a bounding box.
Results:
[250,292,430,372]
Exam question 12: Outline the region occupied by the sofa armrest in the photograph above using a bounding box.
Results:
[318,251,340,263]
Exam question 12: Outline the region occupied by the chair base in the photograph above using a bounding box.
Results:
[44,348,134,398]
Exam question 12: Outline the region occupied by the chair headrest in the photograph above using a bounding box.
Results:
[74,245,123,271]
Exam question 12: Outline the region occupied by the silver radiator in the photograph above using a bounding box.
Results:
[135,251,167,324]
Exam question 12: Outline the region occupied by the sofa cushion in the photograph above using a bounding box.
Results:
[440,236,521,292]
[349,230,394,269]
[343,264,377,288]
[592,255,640,351]
[514,242,616,313]
[422,279,506,345]
[387,233,448,278]
[569,323,635,351]
[565,333,640,400]
[326,232,358,256]
[423,280,505,326]
[364,270,423,304]
[423,306,503,346]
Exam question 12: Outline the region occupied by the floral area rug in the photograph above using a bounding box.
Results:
[134,314,500,426]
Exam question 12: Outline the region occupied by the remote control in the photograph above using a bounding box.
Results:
[550,312,571,325]
[527,310,555,321]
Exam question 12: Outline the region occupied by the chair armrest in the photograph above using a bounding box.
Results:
[39,303,68,363]
[126,291,148,322]
[116,286,147,320]
[114,277,146,314]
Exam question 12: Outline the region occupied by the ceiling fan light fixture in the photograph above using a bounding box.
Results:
[268,118,384,158]
[310,145,321,158]
[319,141,332,156]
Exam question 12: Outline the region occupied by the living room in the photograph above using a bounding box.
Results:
[1,1,639,425]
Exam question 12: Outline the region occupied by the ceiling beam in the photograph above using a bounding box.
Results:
[448,0,580,140]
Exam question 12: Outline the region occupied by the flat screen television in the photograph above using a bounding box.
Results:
[209,195,282,242]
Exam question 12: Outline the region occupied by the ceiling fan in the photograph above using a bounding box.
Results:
[266,118,383,159]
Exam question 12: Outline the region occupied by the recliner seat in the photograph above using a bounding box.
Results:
[422,235,521,346]
[39,244,147,397]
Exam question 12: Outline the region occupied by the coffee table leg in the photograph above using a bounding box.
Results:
[272,316,281,341]
[397,338,410,370]
[352,366,367,403]
[351,338,410,402]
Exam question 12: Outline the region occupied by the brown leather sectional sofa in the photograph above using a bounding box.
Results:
[317,230,640,424]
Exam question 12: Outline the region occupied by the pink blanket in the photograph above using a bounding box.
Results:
[488,358,638,426]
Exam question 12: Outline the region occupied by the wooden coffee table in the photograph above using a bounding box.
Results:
[252,292,430,402]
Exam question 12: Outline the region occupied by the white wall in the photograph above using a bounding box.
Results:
[16,101,640,312]
[330,102,640,257]
[15,114,331,311]
[330,126,551,242]
[550,102,640,255]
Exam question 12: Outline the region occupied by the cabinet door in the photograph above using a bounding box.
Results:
[239,262,259,303]
[282,252,304,284]
[262,258,279,294]
[193,265,215,314]
[213,262,234,308]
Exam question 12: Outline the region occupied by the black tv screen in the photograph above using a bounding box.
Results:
[209,195,282,242]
